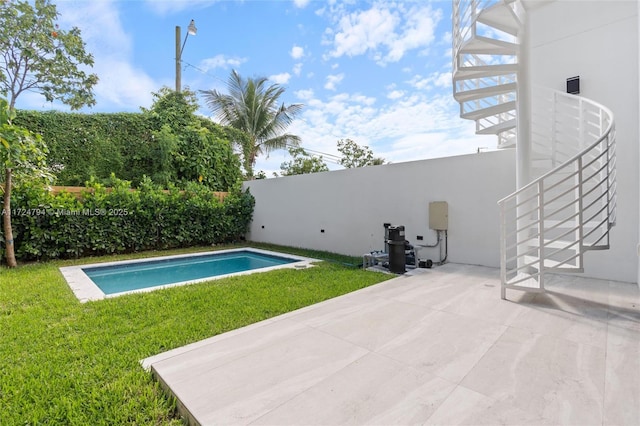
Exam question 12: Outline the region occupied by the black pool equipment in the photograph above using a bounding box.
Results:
[362,223,418,273]
[387,225,406,273]
[419,259,434,269]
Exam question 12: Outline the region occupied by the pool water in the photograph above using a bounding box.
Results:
[83,251,297,295]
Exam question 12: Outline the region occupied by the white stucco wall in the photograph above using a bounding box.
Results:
[243,0,639,284]
[529,0,639,283]
[245,150,516,268]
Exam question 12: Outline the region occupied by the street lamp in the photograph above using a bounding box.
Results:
[175,19,197,93]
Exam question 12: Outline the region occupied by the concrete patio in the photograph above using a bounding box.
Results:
[142,264,639,425]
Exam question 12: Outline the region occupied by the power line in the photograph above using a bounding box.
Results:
[179,58,347,166]
[180,59,227,86]
[285,143,341,161]
[283,143,344,166]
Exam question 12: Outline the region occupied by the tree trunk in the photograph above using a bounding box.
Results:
[3,168,17,267]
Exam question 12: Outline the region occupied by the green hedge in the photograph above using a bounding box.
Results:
[0,178,255,263]
[12,110,242,189]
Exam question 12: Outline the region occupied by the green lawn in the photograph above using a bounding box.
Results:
[0,244,392,425]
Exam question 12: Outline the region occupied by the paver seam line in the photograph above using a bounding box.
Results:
[501,291,613,352]
[230,289,458,425]
[601,317,608,426]
[458,322,611,424]
[151,320,340,425]
[600,280,615,426]
[142,274,408,370]
[153,318,314,385]
[245,348,373,426]
[453,322,510,389]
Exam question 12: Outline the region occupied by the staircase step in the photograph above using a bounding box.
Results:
[461,100,516,120]
[505,273,543,290]
[454,82,517,102]
[521,238,580,252]
[477,2,520,36]
[454,64,518,80]
[497,133,517,149]
[523,255,583,272]
[477,118,517,135]
[459,36,518,55]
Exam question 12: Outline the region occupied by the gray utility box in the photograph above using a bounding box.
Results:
[429,201,448,231]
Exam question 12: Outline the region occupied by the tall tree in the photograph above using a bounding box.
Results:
[0,0,95,266]
[337,138,385,168]
[141,87,243,190]
[0,0,99,110]
[280,147,329,176]
[201,70,303,177]
[0,98,51,267]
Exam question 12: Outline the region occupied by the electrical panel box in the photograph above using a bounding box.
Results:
[429,201,448,231]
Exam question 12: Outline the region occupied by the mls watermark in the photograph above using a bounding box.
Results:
[1,208,131,217]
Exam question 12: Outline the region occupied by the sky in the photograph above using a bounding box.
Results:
[14,0,497,176]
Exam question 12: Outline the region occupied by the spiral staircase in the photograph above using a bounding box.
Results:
[452,0,617,299]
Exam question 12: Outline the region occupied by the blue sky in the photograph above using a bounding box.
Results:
[16,0,496,175]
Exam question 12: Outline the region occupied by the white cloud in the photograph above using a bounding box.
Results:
[432,72,451,89]
[94,59,157,108]
[295,89,315,100]
[387,90,405,100]
[351,94,376,106]
[324,3,442,65]
[293,63,303,76]
[254,85,496,176]
[46,1,157,111]
[328,7,398,59]
[269,72,292,85]
[290,45,305,59]
[408,71,452,91]
[324,73,344,91]
[293,0,311,8]
[199,54,247,71]
[408,75,430,90]
[440,31,453,46]
[386,6,440,62]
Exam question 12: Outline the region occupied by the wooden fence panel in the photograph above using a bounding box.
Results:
[49,186,228,202]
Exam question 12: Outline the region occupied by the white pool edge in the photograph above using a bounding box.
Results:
[59,248,318,303]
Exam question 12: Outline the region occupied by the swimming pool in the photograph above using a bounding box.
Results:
[60,248,316,302]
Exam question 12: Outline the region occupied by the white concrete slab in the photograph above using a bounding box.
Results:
[142,263,640,425]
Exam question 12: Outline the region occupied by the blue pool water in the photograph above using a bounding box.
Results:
[83,251,297,295]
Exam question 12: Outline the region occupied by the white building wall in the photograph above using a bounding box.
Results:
[243,0,639,284]
[245,150,516,268]
[529,0,639,283]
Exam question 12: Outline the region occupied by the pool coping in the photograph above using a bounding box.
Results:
[59,248,318,303]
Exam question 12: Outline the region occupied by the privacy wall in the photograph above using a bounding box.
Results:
[245,150,516,268]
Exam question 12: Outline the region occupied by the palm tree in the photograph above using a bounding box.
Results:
[200,70,303,177]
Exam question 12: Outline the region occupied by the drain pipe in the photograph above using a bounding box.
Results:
[415,230,448,267]
[437,230,448,265]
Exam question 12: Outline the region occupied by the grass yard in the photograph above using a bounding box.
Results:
[0,244,392,425]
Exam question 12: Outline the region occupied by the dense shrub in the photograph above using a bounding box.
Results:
[0,178,255,263]
[13,111,149,185]
[13,102,243,189]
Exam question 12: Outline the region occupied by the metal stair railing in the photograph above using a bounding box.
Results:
[453,0,518,147]
[498,89,616,298]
